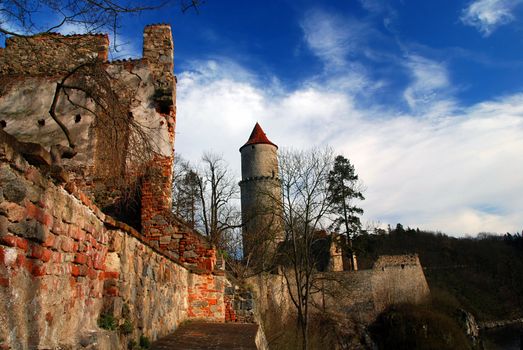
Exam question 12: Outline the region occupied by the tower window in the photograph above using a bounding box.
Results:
[251,145,255,149]
[75,114,82,123]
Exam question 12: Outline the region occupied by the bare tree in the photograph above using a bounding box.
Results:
[0,0,202,43]
[171,152,241,249]
[196,153,241,248]
[278,147,334,350]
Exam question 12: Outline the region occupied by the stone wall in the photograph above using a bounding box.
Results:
[0,26,176,233]
[248,254,430,326]
[0,134,224,349]
[0,34,109,75]
[370,254,430,313]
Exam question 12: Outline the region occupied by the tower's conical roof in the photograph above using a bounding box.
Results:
[240,122,278,151]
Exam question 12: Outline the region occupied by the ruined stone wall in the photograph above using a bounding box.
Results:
[248,254,430,326]
[0,34,109,75]
[0,26,176,233]
[0,136,223,350]
[138,24,176,237]
[370,255,430,313]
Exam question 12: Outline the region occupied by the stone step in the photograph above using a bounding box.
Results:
[151,321,258,350]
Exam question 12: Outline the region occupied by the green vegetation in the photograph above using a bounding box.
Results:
[98,313,117,331]
[139,335,150,349]
[119,318,133,335]
[355,227,523,320]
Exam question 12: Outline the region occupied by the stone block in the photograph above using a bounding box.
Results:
[0,202,24,223]
[19,141,52,166]
[159,235,171,245]
[105,252,120,273]
[12,219,51,243]
[0,165,27,203]
[108,231,123,252]
[183,250,198,259]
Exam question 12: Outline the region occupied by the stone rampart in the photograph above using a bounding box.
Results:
[0,135,224,349]
[248,254,430,326]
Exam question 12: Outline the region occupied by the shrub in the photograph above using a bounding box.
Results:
[120,318,133,335]
[139,335,150,349]
[98,313,117,331]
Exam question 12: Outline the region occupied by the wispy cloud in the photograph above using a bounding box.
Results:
[173,5,523,236]
[461,0,523,36]
[175,58,523,236]
[300,9,371,69]
[403,55,453,113]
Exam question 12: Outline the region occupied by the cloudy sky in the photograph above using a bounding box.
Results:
[3,0,523,235]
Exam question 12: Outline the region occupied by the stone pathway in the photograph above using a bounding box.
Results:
[150,322,259,350]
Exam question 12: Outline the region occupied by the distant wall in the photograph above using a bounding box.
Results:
[248,254,430,325]
[370,255,430,313]
[0,134,224,350]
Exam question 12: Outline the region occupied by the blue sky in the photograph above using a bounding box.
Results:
[2,0,523,235]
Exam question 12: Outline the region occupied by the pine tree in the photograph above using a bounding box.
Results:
[327,155,365,269]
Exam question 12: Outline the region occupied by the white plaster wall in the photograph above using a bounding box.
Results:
[0,77,95,165]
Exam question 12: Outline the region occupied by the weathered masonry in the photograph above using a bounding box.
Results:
[0,25,225,349]
[0,25,176,237]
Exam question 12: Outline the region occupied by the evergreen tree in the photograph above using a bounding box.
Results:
[327,155,365,269]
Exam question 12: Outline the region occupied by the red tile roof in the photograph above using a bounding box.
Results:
[240,123,277,151]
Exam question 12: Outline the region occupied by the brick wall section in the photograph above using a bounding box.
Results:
[0,34,109,75]
[141,155,173,236]
[188,273,225,321]
[0,137,224,349]
[225,296,238,322]
[140,24,177,242]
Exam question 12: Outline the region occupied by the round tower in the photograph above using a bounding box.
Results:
[239,123,283,263]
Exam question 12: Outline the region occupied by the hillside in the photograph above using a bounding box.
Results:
[355,226,523,321]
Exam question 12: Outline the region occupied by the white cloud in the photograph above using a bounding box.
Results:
[300,9,371,69]
[175,58,523,236]
[461,0,523,36]
[403,55,452,112]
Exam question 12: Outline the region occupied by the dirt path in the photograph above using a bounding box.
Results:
[150,322,259,350]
